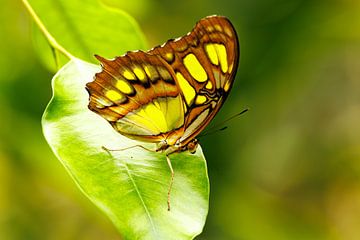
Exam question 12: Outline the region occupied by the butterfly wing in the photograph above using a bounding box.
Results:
[86,15,239,146]
[86,51,185,142]
[148,15,239,145]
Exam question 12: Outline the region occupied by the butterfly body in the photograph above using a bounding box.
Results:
[86,15,239,156]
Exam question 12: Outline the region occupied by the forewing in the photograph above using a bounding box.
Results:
[149,15,239,144]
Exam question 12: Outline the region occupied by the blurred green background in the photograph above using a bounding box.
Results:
[1,0,360,239]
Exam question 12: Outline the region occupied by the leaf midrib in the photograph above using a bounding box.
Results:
[123,160,159,237]
[49,0,92,59]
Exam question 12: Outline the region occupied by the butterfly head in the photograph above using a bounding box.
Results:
[185,139,198,154]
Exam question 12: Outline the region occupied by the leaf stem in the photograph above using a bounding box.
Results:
[22,0,74,60]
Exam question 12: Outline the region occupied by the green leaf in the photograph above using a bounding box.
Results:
[42,59,210,239]
[28,0,147,66]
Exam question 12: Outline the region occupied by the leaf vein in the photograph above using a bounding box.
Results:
[123,161,158,237]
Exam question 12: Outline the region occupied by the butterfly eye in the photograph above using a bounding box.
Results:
[187,140,198,154]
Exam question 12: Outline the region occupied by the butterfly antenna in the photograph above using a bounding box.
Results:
[199,108,249,137]
[198,126,228,139]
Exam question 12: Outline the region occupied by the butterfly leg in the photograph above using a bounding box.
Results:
[102,145,155,154]
[166,154,174,211]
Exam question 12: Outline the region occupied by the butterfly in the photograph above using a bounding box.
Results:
[86,15,239,210]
